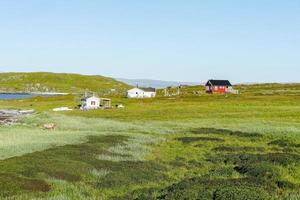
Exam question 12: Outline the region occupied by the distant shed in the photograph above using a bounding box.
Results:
[101,98,111,108]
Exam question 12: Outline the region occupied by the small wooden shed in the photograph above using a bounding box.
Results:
[100,98,111,109]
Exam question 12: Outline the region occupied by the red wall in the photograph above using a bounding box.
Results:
[213,86,227,93]
[206,86,227,94]
[206,86,229,93]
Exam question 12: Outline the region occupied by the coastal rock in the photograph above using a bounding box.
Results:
[0,109,35,125]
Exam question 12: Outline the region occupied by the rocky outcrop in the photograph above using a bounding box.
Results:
[0,110,34,125]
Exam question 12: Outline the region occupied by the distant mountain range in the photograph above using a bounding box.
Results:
[116,78,202,89]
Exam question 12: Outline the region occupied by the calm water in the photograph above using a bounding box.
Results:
[0,93,61,100]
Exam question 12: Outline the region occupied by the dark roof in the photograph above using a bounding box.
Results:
[81,96,98,101]
[140,87,156,92]
[206,80,232,86]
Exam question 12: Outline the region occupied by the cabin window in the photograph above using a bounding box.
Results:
[91,101,96,105]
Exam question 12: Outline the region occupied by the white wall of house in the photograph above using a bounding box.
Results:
[81,96,100,110]
[127,88,156,98]
[143,91,156,98]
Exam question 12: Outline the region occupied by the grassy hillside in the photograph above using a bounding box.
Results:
[0,72,130,94]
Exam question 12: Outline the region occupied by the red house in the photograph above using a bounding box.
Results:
[205,79,233,94]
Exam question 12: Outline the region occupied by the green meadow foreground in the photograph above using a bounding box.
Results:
[0,84,300,199]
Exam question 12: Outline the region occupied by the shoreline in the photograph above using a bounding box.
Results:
[0,92,69,95]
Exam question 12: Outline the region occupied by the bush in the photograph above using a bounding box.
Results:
[233,163,280,180]
[214,186,271,200]
[205,167,236,178]
[224,153,300,166]
[190,128,262,138]
[268,140,300,148]
[176,136,224,144]
[158,177,274,200]
[214,146,265,152]
[276,181,296,189]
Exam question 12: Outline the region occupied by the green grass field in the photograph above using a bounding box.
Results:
[0,83,300,199]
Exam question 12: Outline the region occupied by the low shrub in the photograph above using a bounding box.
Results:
[214,186,271,200]
[268,140,300,148]
[96,161,167,188]
[214,146,265,152]
[187,160,203,168]
[204,167,236,178]
[190,128,262,138]
[233,163,280,180]
[158,177,274,199]
[176,136,224,144]
[169,156,186,167]
[224,153,300,166]
[0,173,50,197]
[276,181,296,189]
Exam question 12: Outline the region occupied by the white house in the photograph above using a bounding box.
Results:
[127,87,156,98]
[81,96,100,110]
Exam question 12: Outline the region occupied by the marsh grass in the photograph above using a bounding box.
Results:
[0,113,168,160]
[0,134,164,199]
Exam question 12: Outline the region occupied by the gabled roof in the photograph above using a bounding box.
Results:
[81,96,99,101]
[128,87,156,92]
[140,87,156,92]
[206,80,232,86]
[127,88,145,93]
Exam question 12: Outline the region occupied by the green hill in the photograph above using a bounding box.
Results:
[0,72,130,94]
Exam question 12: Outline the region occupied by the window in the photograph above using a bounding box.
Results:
[91,101,96,105]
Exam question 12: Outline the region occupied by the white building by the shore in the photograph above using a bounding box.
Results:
[127,87,156,98]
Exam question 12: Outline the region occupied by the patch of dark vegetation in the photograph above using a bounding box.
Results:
[160,177,274,199]
[205,167,236,178]
[187,160,203,168]
[45,170,81,182]
[276,180,296,189]
[203,151,300,198]
[191,128,262,138]
[224,152,300,166]
[234,163,280,180]
[0,135,155,197]
[0,173,50,197]
[96,160,167,188]
[110,150,300,200]
[169,157,186,167]
[193,144,204,148]
[111,187,161,200]
[213,145,265,152]
[113,177,273,200]
[214,186,271,200]
[176,136,224,144]
[0,134,168,198]
[268,139,300,148]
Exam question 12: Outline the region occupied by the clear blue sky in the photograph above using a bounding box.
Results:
[0,0,299,83]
